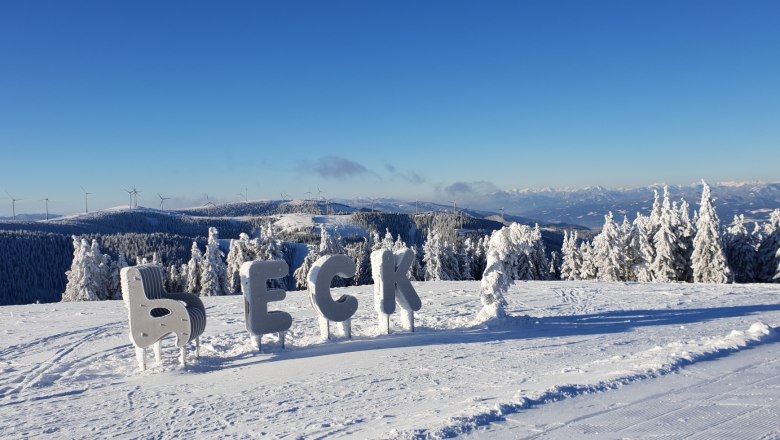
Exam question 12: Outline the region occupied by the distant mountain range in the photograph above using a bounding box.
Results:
[339,182,779,229]
[449,181,780,229]
[3,181,777,230]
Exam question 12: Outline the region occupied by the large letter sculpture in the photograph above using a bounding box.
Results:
[371,248,422,334]
[307,254,358,340]
[240,260,293,351]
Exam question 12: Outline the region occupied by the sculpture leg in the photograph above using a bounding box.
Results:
[278,331,286,349]
[179,346,186,367]
[318,316,330,341]
[337,319,352,339]
[135,347,146,371]
[195,337,200,359]
[400,309,414,332]
[253,335,262,352]
[153,340,162,364]
[378,313,390,335]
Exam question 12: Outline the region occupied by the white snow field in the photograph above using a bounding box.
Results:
[1,281,779,438]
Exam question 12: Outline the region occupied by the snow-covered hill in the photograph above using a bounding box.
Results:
[1,281,779,438]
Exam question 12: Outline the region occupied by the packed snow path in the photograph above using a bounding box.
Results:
[469,341,780,439]
[1,281,779,438]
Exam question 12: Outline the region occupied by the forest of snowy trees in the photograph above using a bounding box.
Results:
[559,182,780,284]
[4,181,779,305]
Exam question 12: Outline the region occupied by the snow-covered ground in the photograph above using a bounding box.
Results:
[1,281,779,438]
[470,341,780,439]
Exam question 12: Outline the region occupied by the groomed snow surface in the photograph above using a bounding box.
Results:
[1,281,779,439]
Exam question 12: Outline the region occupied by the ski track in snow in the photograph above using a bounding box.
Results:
[1,281,780,438]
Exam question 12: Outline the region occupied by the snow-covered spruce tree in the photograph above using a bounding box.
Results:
[62,237,98,301]
[724,214,757,283]
[381,229,395,251]
[691,180,731,283]
[369,230,382,253]
[619,216,636,281]
[630,214,655,282]
[459,237,477,281]
[530,224,550,280]
[226,233,253,293]
[477,224,519,321]
[477,223,546,320]
[166,264,181,292]
[592,212,625,281]
[650,189,686,283]
[346,238,372,286]
[549,250,561,279]
[578,241,597,280]
[675,199,695,282]
[200,227,230,296]
[756,209,780,282]
[422,230,445,281]
[649,189,663,237]
[89,239,113,300]
[258,222,285,262]
[393,234,407,252]
[411,244,426,281]
[186,241,203,294]
[294,244,318,290]
[560,230,580,280]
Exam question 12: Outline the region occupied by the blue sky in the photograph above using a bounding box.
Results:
[1,1,778,215]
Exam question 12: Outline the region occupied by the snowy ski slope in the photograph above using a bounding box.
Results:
[1,281,779,438]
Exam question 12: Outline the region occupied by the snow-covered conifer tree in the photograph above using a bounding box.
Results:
[630,214,655,282]
[186,242,203,294]
[675,199,695,282]
[560,231,580,280]
[226,234,252,293]
[529,224,549,280]
[650,189,686,282]
[200,227,229,296]
[549,250,561,279]
[166,264,180,292]
[724,215,757,283]
[578,241,597,280]
[592,212,624,281]
[62,237,98,301]
[619,216,636,281]
[691,181,731,283]
[477,223,545,320]
[756,209,780,282]
[423,230,446,281]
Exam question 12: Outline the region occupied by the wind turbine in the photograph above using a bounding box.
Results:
[124,188,133,208]
[500,207,505,223]
[80,187,93,214]
[237,187,248,202]
[5,191,20,220]
[202,194,217,216]
[448,200,457,214]
[415,199,419,215]
[205,201,217,216]
[276,192,289,214]
[158,193,171,210]
[316,187,329,215]
[40,197,50,220]
[369,197,378,213]
[131,187,141,208]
